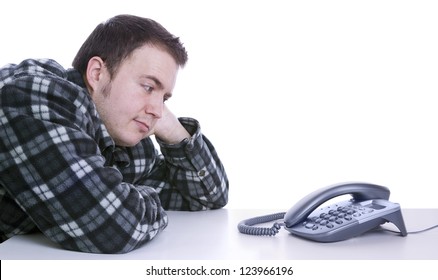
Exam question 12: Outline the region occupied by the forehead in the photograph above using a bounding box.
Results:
[118,44,179,87]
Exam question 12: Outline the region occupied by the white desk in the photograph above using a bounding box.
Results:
[0,208,437,260]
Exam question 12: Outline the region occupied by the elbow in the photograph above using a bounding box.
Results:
[59,232,153,254]
[214,189,229,209]
[209,179,229,209]
[56,215,168,254]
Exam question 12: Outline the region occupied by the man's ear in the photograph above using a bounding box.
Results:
[85,57,106,92]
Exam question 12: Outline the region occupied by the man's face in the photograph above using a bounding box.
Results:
[91,44,178,146]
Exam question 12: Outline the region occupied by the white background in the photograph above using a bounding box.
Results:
[1,0,437,210]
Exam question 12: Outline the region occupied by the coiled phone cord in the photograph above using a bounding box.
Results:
[237,212,286,236]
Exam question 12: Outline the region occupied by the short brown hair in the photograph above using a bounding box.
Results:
[72,14,188,78]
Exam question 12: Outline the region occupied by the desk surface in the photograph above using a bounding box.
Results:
[0,208,437,260]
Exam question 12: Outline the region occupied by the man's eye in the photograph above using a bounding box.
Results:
[143,85,153,92]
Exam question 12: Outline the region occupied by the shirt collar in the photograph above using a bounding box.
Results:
[98,123,130,168]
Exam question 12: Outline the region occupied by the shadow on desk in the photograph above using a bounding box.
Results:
[0,208,437,260]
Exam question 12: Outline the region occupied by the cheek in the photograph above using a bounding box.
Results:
[97,98,132,129]
[107,83,147,119]
[117,96,147,121]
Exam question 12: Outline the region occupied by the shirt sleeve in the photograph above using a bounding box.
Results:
[0,67,168,253]
[144,118,229,211]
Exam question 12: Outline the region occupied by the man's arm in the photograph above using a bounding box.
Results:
[143,107,229,210]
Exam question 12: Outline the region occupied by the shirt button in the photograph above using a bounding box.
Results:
[198,169,206,177]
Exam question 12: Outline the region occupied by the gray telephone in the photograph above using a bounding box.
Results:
[238,182,408,242]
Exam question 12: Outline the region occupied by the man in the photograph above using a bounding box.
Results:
[0,14,228,253]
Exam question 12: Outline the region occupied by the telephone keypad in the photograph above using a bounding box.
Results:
[302,203,378,232]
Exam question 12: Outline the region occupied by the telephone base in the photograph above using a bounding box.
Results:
[285,199,408,242]
[380,208,407,236]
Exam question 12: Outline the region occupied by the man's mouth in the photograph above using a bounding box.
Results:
[134,119,150,133]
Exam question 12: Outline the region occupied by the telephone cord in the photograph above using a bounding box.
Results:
[381,223,438,235]
[237,212,286,236]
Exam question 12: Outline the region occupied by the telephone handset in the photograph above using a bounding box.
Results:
[238,182,408,242]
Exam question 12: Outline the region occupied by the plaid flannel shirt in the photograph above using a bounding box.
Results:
[0,59,228,253]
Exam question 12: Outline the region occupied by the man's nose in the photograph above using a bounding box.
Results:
[145,96,163,118]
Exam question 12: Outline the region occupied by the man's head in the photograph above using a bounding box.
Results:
[73,15,188,147]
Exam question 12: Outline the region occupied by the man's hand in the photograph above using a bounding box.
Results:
[152,105,191,144]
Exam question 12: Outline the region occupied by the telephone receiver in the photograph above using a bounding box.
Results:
[238,182,408,242]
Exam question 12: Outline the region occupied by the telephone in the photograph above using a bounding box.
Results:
[238,182,408,242]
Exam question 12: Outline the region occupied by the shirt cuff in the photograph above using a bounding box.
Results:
[155,117,204,160]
